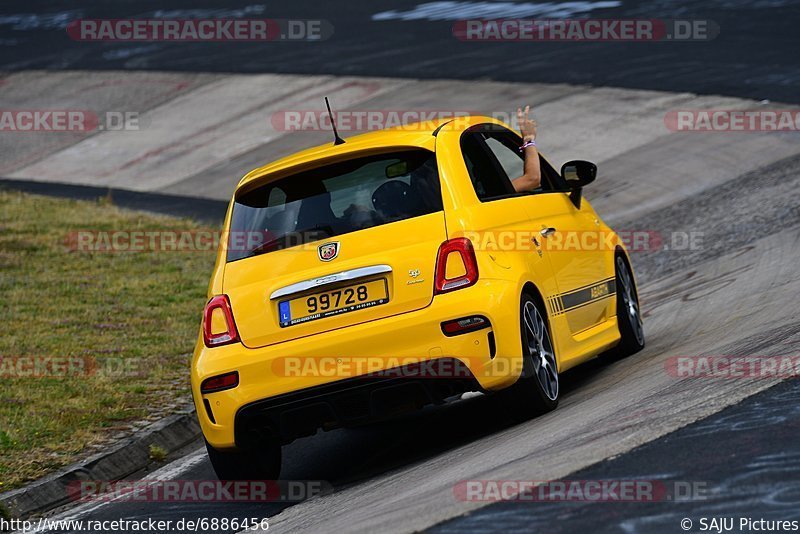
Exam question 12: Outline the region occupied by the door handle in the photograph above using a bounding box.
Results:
[540,227,557,237]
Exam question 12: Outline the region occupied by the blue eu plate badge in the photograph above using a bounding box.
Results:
[279,301,291,325]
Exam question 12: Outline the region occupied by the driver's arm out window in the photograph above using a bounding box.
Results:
[461,124,568,201]
[483,131,568,192]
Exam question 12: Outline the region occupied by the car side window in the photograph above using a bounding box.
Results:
[461,129,516,200]
[484,136,524,182]
[483,130,569,193]
[539,155,568,191]
[461,125,569,201]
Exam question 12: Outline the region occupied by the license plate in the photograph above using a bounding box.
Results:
[278,279,389,327]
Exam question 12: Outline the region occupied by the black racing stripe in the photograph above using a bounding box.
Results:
[561,287,594,310]
[560,276,616,298]
[546,278,615,317]
[560,279,616,312]
[549,296,562,316]
[561,292,615,314]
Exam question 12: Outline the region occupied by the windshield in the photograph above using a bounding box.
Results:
[227,149,442,262]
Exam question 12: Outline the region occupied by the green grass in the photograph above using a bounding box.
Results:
[0,190,216,490]
[148,444,168,463]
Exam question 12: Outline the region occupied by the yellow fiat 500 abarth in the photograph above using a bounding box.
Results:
[192,116,644,480]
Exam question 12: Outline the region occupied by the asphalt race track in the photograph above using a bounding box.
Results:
[1,0,799,102]
[434,378,800,533]
[2,1,800,533]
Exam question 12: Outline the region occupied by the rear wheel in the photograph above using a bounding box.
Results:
[607,255,645,359]
[205,440,281,481]
[508,294,559,417]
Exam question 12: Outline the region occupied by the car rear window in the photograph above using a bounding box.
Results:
[227,149,443,262]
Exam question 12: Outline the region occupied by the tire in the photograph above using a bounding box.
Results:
[606,254,645,360]
[507,293,559,418]
[205,440,282,481]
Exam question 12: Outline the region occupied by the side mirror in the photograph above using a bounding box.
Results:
[560,160,597,208]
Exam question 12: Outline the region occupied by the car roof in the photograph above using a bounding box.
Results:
[236,115,510,191]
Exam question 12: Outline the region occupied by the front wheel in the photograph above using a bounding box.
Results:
[608,255,645,359]
[205,440,281,481]
[507,294,559,418]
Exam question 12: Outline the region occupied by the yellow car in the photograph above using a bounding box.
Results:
[192,115,644,480]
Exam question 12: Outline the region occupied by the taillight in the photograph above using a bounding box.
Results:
[202,295,239,347]
[201,371,239,394]
[434,238,479,294]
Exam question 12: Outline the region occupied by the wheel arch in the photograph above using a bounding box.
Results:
[521,281,547,313]
[614,245,641,300]
[520,280,561,370]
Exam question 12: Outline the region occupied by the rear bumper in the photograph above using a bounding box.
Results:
[235,359,480,446]
[192,278,523,449]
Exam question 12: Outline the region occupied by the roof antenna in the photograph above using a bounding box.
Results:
[325,97,346,146]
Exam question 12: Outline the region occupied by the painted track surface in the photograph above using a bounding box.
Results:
[3,70,799,532]
[1,0,799,103]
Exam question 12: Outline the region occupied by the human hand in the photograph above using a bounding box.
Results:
[517,105,537,141]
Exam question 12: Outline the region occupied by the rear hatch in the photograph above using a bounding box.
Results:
[223,148,447,349]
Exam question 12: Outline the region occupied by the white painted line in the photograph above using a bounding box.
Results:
[17,447,207,533]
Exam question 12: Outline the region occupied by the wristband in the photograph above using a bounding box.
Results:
[519,139,536,151]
